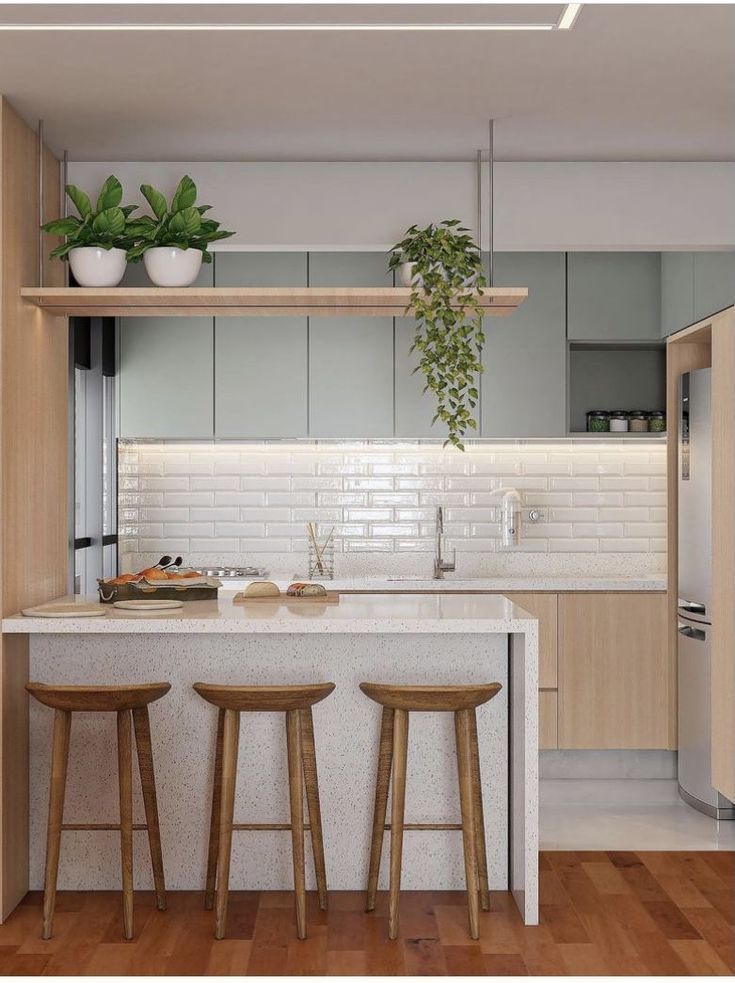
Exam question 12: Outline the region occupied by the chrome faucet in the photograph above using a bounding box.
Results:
[433,506,456,579]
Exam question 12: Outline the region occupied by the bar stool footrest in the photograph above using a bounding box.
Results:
[61,823,148,831]
[384,822,463,831]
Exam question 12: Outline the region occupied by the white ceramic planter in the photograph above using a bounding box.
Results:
[68,247,127,287]
[399,261,421,287]
[143,247,203,287]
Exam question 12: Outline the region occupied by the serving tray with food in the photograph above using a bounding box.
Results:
[98,556,222,603]
[233,581,340,604]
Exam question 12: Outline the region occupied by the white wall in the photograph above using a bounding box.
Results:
[68,161,735,252]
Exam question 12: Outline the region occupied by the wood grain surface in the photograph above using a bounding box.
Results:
[0,852,730,975]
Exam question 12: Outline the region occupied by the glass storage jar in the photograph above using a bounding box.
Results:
[609,412,629,432]
[586,411,610,433]
[628,412,649,432]
[648,411,666,433]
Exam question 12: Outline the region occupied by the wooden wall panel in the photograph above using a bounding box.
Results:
[0,97,67,919]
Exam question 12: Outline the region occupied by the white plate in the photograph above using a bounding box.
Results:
[113,600,184,611]
[22,603,107,618]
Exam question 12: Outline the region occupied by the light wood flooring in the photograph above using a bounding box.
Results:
[0,852,732,976]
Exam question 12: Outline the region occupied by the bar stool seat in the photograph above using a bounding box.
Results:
[360,680,502,941]
[26,680,171,940]
[193,681,335,941]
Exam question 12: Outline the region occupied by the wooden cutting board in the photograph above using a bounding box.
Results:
[233,592,340,604]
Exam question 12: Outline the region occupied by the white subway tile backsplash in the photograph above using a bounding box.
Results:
[119,442,667,574]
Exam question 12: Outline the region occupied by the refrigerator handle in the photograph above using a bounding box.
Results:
[678,623,707,642]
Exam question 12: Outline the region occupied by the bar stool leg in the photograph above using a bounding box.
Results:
[300,707,328,911]
[455,709,480,940]
[286,709,307,939]
[42,709,72,940]
[388,708,408,941]
[204,708,225,910]
[214,709,240,940]
[468,708,490,911]
[366,706,394,912]
[117,709,135,940]
[132,706,167,911]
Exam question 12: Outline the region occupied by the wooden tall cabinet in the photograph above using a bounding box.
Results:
[0,98,67,919]
[557,593,671,749]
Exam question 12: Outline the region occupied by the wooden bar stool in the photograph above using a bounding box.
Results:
[360,682,502,941]
[26,681,171,940]
[193,681,335,941]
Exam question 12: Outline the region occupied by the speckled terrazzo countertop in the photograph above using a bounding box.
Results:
[4,592,540,634]
[262,576,667,593]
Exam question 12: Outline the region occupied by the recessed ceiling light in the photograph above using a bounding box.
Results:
[0,3,582,31]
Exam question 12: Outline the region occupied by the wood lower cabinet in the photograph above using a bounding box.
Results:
[506,592,558,749]
[539,691,558,749]
[557,592,670,749]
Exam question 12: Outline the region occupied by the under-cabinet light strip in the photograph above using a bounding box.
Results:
[0,4,581,31]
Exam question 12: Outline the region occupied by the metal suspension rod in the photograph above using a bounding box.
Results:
[476,148,482,253]
[37,119,44,286]
[63,150,69,286]
[488,118,494,287]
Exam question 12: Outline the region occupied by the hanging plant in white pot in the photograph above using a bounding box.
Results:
[41,175,138,286]
[126,176,234,286]
[389,219,487,450]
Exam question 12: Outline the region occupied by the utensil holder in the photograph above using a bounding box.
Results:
[308,539,335,580]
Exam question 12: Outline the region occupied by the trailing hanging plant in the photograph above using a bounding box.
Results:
[389,219,487,450]
[126,175,234,263]
[41,175,139,258]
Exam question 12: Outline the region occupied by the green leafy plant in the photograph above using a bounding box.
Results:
[126,175,234,263]
[41,175,139,259]
[389,219,487,450]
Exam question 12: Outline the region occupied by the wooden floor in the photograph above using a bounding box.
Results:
[0,852,732,976]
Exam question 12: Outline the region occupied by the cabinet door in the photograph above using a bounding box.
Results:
[309,252,394,438]
[693,251,735,322]
[482,253,566,437]
[119,255,214,439]
[558,593,670,749]
[660,252,694,337]
[119,317,214,438]
[509,592,558,689]
[394,316,448,438]
[568,253,661,341]
[214,253,308,438]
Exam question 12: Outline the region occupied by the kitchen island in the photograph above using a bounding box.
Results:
[3,592,539,924]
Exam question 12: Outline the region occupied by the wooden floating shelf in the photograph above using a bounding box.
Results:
[20,286,527,318]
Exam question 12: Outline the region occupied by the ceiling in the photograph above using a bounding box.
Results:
[0,3,733,161]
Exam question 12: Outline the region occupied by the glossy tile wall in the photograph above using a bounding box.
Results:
[119,441,667,578]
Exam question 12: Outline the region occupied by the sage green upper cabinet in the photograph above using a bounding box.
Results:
[394,316,448,439]
[660,252,694,337]
[308,253,394,438]
[214,253,308,438]
[481,253,567,437]
[119,318,214,438]
[693,251,735,322]
[567,252,661,341]
[118,261,213,438]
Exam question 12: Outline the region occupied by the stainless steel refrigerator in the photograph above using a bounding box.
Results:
[677,368,735,819]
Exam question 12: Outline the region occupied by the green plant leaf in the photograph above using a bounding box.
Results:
[171,175,197,213]
[169,206,201,237]
[41,217,81,235]
[140,184,168,221]
[96,175,123,211]
[65,184,92,219]
[91,206,126,238]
